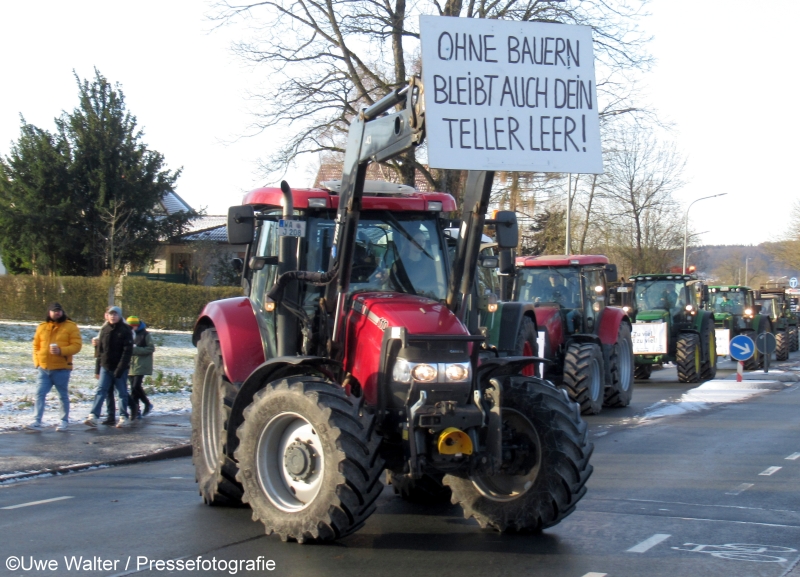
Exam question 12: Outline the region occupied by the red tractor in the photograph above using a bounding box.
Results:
[511,255,634,414]
[190,80,593,542]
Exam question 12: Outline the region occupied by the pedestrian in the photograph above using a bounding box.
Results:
[85,306,133,428]
[92,327,119,425]
[126,316,155,419]
[28,302,83,431]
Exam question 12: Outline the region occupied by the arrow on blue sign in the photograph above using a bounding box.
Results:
[729,334,755,361]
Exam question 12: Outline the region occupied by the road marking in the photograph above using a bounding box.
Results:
[786,453,800,461]
[169,477,184,479]
[627,533,671,553]
[581,573,607,577]
[726,483,754,495]
[759,467,782,476]
[1,496,73,510]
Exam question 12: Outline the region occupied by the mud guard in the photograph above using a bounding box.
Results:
[486,302,538,354]
[596,307,630,345]
[192,297,265,384]
[227,356,341,458]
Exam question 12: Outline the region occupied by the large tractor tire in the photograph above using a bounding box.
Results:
[634,364,652,380]
[776,330,789,361]
[388,471,451,504]
[234,375,384,543]
[191,329,244,506]
[562,342,604,414]
[444,376,593,532]
[699,315,718,381]
[675,333,701,383]
[789,325,799,352]
[742,330,759,370]
[513,316,538,377]
[604,323,634,408]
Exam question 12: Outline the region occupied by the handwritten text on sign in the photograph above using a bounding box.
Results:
[420,16,602,174]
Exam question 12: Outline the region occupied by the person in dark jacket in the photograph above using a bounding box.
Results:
[126,316,155,419]
[85,306,133,428]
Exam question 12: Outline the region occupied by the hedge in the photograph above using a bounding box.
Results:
[0,275,242,330]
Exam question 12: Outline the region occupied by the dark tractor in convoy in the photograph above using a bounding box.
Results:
[754,292,792,361]
[757,284,799,354]
[708,285,773,370]
[510,255,634,415]
[628,274,717,383]
[190,79,593,542]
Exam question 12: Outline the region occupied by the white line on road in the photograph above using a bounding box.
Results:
[581,573,607,577]
[627,534,671,553]
[786,453,800,461]
[725,483,754,495]
[759,467,782,476]
[1,496,73,510]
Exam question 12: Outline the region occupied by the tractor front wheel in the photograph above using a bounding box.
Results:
[604,323,634,408]
[191,329,243,506]
[634,364,652,380]
[445,376,593,532]
[789,325,799,352]
[235,376,384,543]
[776,330,789,361]
[699,315,718,381]
[676,333,701,383]
[514,316,538,377]
[562,342,604,414]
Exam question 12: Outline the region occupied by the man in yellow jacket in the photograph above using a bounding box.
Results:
[28,302,83,431]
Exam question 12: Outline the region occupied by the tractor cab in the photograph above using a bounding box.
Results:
[708,285,773,368]
[630,274,705,331]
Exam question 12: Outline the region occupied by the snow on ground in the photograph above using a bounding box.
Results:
[0,320,195,431]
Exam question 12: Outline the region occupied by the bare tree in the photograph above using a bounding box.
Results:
[211,0,653,193]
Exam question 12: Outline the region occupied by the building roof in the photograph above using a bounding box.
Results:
[313,162,441,192]
[158,190,195,215]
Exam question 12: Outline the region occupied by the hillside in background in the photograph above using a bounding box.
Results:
[690,243,798,287]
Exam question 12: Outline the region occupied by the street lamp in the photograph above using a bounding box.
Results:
[683,194,727,273]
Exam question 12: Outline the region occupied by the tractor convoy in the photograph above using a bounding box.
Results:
[190,79,593,543]
[708,285,773,370]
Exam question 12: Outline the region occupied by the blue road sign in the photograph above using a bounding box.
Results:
[790,277,798,288]
[729,334,755,361]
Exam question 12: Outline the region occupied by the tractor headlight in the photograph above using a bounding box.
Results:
[445,363,471,382]
[744,308,753,317]
[392,358,412,383]
[411,363,438,382]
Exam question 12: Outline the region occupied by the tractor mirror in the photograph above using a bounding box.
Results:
[249,256,278,271]
[490,211,518,249]
[227,205,256,245]
[479,256,499,269]
[232,258,243,273]
[701,285,709,303]
[604,263,618,283]
[498,248,515,275]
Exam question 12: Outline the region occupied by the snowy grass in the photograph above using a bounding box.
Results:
[0,320,195,431]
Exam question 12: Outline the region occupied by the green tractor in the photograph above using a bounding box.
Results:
[629,274,717,383]
[708,285,773,370]
[758,284,799,353]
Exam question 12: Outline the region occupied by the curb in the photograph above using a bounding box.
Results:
[0,443,192,484]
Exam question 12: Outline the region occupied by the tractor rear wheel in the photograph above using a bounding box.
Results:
[634,364,652,380]
[388,471,451,504]
[742,330,759,370]
[789,325,799,352]
[699,316,718,381]
[776,330,789,361]
[676,333,701,383]
[604,323,634,408]
[514,316,538,377]
[235,376,383,543]
[191,329,244,506]
[445,376,593,532]
[562,342,604,414]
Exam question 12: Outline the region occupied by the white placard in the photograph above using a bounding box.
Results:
[537,330,546,378]
[715,329,730,356]
[631,322,668,355]
[278,219,306,237]
[420,15,602,174]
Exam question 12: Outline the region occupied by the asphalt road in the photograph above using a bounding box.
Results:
[1,364,799,577]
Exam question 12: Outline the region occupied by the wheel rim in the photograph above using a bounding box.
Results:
[617,336,633,392]
[522,341,535,377]
[589,355,602,401]
[470,409,541,502]
[201,362,221,474]
[256,412,325,512]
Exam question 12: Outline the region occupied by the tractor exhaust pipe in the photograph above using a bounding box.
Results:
[277,181,299,357]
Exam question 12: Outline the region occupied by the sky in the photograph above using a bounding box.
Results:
[1,0,797,246]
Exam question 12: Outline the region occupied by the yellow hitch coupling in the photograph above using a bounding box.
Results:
[437,427,473,455]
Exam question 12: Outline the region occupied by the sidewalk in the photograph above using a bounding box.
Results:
[0,412,191,483]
